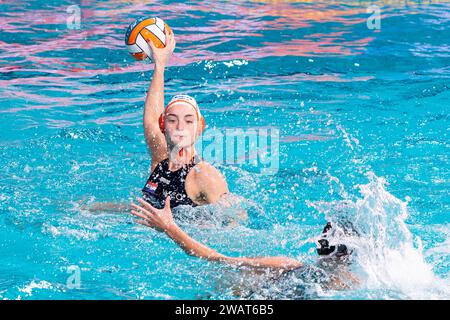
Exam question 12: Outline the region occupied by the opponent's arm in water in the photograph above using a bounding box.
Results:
[143,28,176,172]
[130,196,301,271]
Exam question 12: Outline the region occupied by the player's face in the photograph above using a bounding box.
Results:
[165,103,199,148]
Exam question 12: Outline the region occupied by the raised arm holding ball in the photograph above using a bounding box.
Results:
[87,18,244,222]
[140,27,232,210]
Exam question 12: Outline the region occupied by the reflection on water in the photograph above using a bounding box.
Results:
[0,0,449,299]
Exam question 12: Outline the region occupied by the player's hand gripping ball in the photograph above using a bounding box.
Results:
[125,17,171,61]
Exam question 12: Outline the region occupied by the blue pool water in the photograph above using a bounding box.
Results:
[0,0,449,299]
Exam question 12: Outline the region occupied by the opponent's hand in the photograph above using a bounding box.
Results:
[130,196,175,232]
[148,27,176,68]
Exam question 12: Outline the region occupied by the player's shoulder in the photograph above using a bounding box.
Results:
[186,160,229,204]
[188,160,228,188]
[192,161,222,177]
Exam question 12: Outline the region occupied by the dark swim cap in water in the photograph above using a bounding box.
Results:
[316,222,350,257]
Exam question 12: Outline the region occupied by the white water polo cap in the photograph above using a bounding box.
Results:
[159,94,205,133]
[166,95,201,118]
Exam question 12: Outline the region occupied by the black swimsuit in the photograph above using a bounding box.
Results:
[142,155,202,209]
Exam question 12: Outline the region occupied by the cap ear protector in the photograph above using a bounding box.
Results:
[158,95,205,135]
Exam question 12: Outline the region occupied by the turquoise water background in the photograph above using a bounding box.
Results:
[0,0,449,299]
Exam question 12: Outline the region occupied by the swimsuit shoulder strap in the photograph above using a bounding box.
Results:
[185,154,202,171]
[150,158,169,175]
[160,158,169,169]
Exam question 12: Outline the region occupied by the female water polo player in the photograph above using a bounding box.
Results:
[86,27,244,218]
[139,27,230,209]
[130,196,359,297]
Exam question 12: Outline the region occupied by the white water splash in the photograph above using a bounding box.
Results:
[308,172,450,299]
[17,280,53,298]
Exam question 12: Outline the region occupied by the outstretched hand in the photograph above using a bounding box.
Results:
[130,196,175,232]
[148,27,176,68]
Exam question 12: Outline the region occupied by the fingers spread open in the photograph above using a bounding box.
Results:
[131,203,147,213]
[164,196,171,210]
[131,203,155,220]
[148,39,156,49]
[137,197,157,212]
[130,209,150,222]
